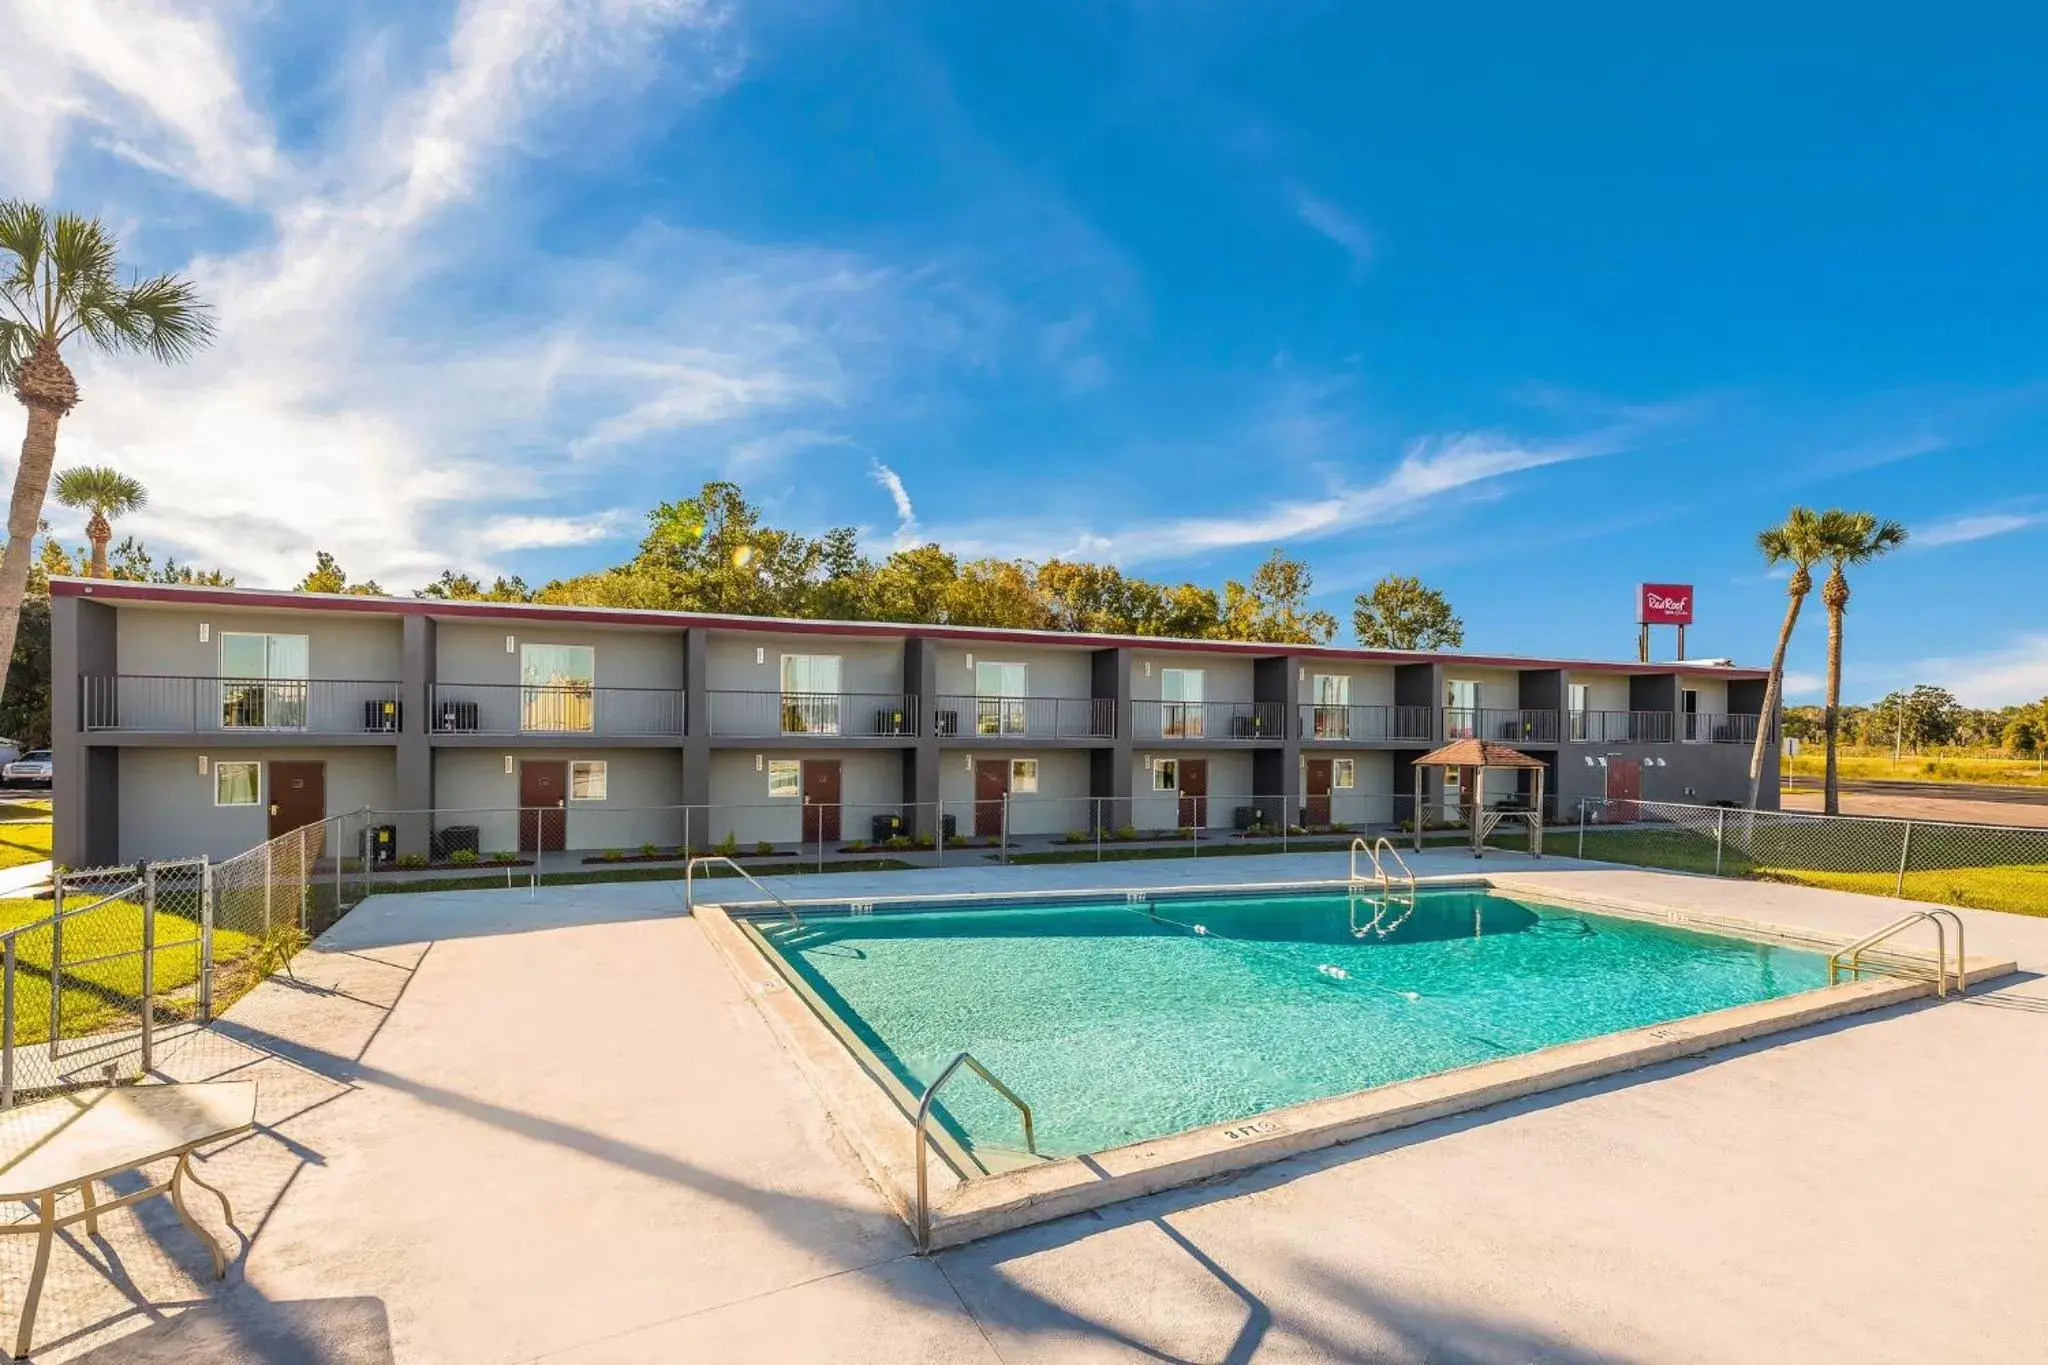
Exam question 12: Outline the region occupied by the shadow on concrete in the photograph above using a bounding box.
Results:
[66,1295,393,1364]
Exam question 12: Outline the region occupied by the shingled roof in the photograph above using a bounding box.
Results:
[1412,737,1549,769]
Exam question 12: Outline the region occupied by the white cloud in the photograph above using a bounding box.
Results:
[1290,184,1372,271]
[869,460,919,549]
[475,509,638,551]
[1913,511,2041,549]
[727,428,854,471]
[1917,635,2048,708]
[1780,670,1825,698]
[932,430,1614,565]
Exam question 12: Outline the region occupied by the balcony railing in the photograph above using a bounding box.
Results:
[1566,710,1674,744]
[1298,703,1435,743]
[428,683,684,737]
[80,675,406,735]
[706,690,920,739]
[1443,707,1560,744]
[1131,700,1286,742]
[1681,712,1763,745]
[932,695,1114,740]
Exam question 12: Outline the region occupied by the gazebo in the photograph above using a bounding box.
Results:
[1411,737,1548,859]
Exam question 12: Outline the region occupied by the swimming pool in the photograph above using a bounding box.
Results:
[754,886,1833,1160]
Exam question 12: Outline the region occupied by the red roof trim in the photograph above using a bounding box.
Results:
[49,577,1768,678]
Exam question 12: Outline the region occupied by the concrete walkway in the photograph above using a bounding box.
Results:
[13,854,2047,1362]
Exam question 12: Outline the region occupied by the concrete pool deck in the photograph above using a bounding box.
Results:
[10,851,2047,1362]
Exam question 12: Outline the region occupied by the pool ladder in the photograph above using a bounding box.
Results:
[913,1051,1038,1254]
[1827,908,1968,998]
[1349,837,1417,899]
[683,856,805,929]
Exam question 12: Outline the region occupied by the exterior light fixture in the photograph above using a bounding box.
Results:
[964,754,974,772]
[199,623,210,643]
[505,634,516,654]
[754,754,764,771]
[965,653,974,670]
[754,646,765,665]
[197,755,209,775]
[504,755,514,775]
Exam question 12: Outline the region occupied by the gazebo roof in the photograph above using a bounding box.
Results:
[1412,737,1549,770]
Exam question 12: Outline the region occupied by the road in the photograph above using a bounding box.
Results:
[1785,773,2048,807]
[1782,785,2048,829]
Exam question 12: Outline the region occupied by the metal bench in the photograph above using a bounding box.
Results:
[1,1082,256,1359]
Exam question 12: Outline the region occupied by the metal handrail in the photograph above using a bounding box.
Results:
[1372,837,1417,896]
[683,856,804,928]
[1347,838,1388,897]
[1827,909,1967,997]
[913,1051,1038,1254]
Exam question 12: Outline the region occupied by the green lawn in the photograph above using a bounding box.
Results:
[0,894,263,1045]
[0,817,51,870]
[1463,824,2048,918]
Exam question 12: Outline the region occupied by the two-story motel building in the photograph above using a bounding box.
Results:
[48,577,1778,868]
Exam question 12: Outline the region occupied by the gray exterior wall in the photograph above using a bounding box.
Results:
[929,643,1092,698]
[117,606,402,680]
[703,748,901,847]
[937,748,1093,836]
[1128,749,1257,831]
[1300,749,1397,826]
[1292,663,1398,706]
[117,747,398,864]
[1127,652,1255,706]
[702,630,904,694]
[431,748,686,853]
[435,622,683,689]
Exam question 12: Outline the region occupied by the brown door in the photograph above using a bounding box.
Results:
[1304,758,1333,827]
[1177,758,1208,829]
[519,760,568,852]
[1604,757,1641,823]
[267,762,326,841]
[802,760,842,843]
[974,759,1010,837]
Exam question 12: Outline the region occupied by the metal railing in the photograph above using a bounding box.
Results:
[1681,712,1762,744]
[1130,699,1287,742]
[81,675,404,734]
[931,695,1114,740]
[683,856,804,927]
[1300,703,1435,743]
[1347,836,1416,899]
[706,690,921,738]
[914,1051,1038,1254]
[1443,707,1559,743]
[427,682,685,737]
[1828,909,1966,997]
[1567,710,1674,743]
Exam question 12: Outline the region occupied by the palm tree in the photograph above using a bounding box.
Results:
[1817,509,1908,815]
[0,201,213,699]
[53,466,148,579]
[1746,506,1828,809]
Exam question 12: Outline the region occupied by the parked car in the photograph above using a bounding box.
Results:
[3,751,52,787]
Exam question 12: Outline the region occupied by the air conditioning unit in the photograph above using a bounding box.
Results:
[363,699,401,732]
[437,700,480,732]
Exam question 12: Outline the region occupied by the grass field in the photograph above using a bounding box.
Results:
[1460,823,2048,919]
[0,800,52,871]
[0,894,264,1046]
[1786,747,2048,788]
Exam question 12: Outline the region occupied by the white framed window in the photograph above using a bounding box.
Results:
[1160,668,1204,738]
[214,761,260,807]
[1312,674,1351,739]
[1333,758,1356,790]
[767,759,801,798]
[1010,758,1039,793]
[1153,758,1179,791]
[779,655,843,734]
[975,661,1029,736]
[522,644,596,733]
[569,760,608,800]
[218,632,309,729]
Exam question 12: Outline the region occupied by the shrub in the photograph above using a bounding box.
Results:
[843,839,869,853]
[488,850,519,865]
[640,842,659,857]
[715,833,740,858]
[883,834,913,851]
[449,848,479,866]
[754,840,776,857]
[1176,826,1195,840]
[1058,830,1090,844]
[1113,824,1138,842]
[912,833,936,850]
[396,852,428,869]
[600,849,624,862]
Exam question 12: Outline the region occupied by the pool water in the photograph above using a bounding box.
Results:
[757,888,1831,1159]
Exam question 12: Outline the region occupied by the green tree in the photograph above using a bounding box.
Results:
[297,551,384,596]
[52,465,147,579]
[1747,506,1828,808]
[0,201,213,705]
[1219,550,1339,645]
[1350,575,1465,650]
[1816,509,1907,813]
[2004,717,2041,755]
[417,570,533,602]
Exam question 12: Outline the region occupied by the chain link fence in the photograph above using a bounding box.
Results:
[1556,797,2048,915]
[0,809,376,1108]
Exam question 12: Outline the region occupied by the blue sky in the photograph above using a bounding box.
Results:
[6,2,2047,705]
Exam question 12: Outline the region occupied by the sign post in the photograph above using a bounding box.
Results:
[1636,582,1695,661]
